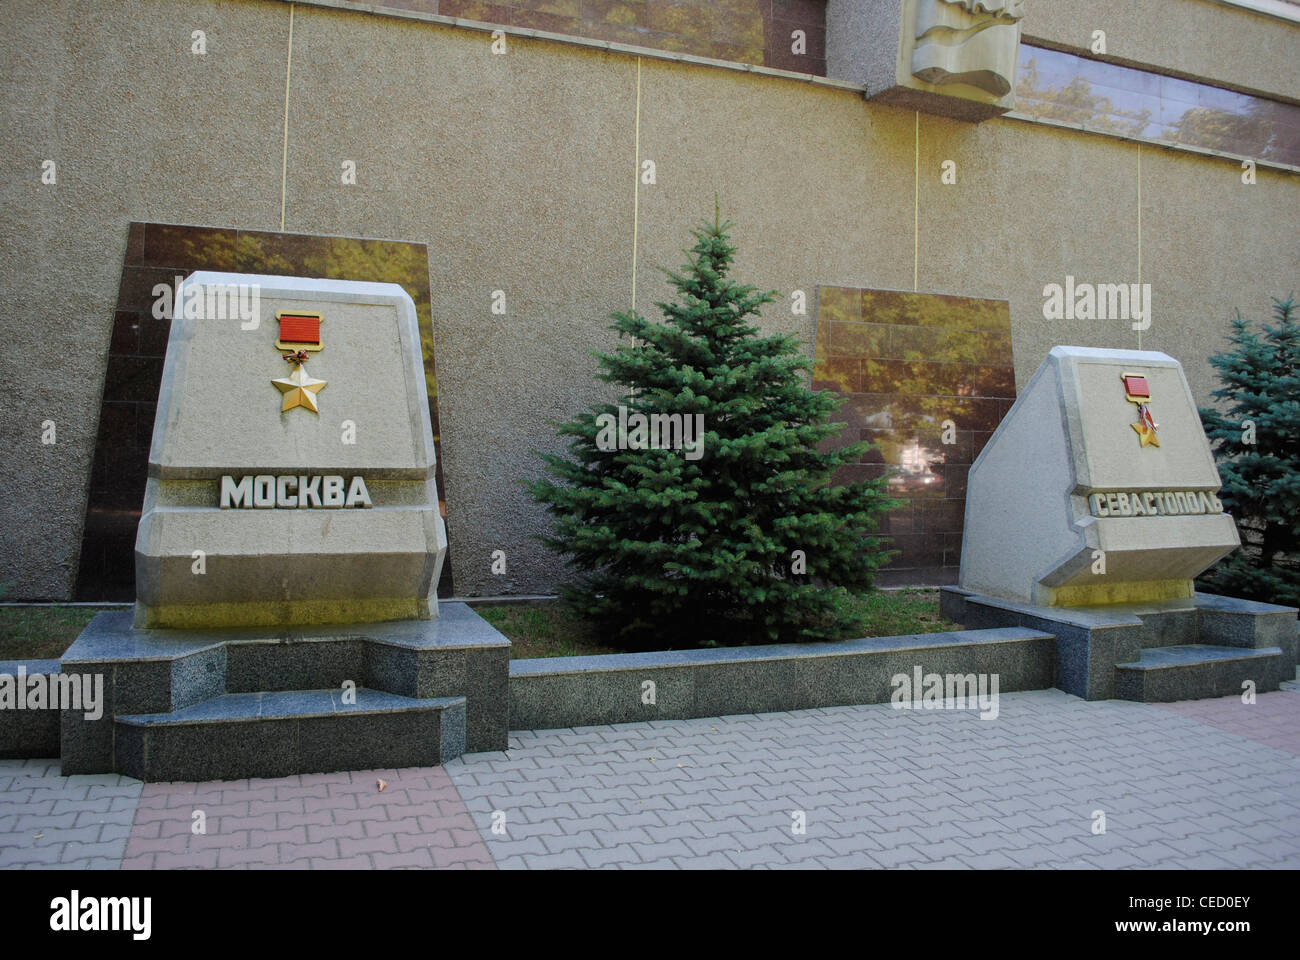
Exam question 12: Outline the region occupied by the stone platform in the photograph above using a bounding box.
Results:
[941,588,1298,702]
[57,602,509,781]
[511,626,1056,730]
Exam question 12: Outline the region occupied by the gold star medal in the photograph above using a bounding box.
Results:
[1121,373,1159,448]
[272,363,327,412]
[271,311,326,414]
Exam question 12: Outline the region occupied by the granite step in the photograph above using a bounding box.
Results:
[114,687,466,782]
[1114,644,1287,703]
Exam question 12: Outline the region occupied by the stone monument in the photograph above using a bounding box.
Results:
[60,273,509,781]
[135,273,448,629]
[943,346,1298,701]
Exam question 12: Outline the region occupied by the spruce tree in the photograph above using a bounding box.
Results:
[1197,296,1299,606]
[530,212,898,648]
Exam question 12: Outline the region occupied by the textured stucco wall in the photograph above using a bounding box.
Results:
[0,0,1297,601]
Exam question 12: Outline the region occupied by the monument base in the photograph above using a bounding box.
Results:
[58,603,510,782]
[941,587,1298,702]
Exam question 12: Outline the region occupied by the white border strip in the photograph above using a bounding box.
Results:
[1201,0,1300,24]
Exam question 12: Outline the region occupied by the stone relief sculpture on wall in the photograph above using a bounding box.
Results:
[910,0,1025,98]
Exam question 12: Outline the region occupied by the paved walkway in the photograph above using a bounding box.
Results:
[3,687,1298,869]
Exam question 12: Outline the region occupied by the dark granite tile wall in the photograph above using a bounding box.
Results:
[346,0,827,76]
[812,286,1016,585]
[74,223,453,601]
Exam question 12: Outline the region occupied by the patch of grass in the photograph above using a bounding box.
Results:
[475,602,624,660]
[476,588,952,657]
[0,606,123,661]
[833,588,952,640]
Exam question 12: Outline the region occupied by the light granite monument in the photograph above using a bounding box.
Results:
[943,346,1297,701]
[960,346,1239,607]
[136,273,447,630]
[827,0,1025,121]
[59,273,509,780]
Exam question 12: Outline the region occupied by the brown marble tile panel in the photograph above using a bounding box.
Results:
[117,266,182,312]
[138,316,171,358]
[438,0,512,21]
[514,0,582,15]
[109,310,140,354]
[101,356,163,403]
[810,357,861,394]
[919,498,964,534]
[862,288,1011,332]
[648,1,710,37]
[124,222,146,266]
[828,322,887,358]
[816,285,861,324]
[510,7,582,31]
[582,0,650,27]
[141,223,237,271]
[885,326,1013,363]
[235,230,330,275]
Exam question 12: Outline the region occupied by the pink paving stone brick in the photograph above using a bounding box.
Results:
[338,834,399,857]
[431,845,495,868]
[222,785,278,805]
[212,813,277,833]
[437,813,480,832]
[154,850,220,869]
[164,793,210,809]
[412,788,468,806]
[125,835,189,856]
[361,816,424,838]
[332,805,391,825]
[132,804,177,823]
[188,830,253,851]
[286,810,334,829]
[355,790,412,809]
[120,854,156,869]
[415,813,465,834]
[274,784,332,801]
[129,819,163,840]
[193,802,251,819]
[157,818,197,840]
[249,826,308,847]
[218,846,281,868]
[450,828,486,846]
[371,849,436,869]
[278,839,340,860]
[310,855,375,869]
[248,799,306,817]
[312,793,361,812]
[307,822,369,843]
[1157,691,1300,757]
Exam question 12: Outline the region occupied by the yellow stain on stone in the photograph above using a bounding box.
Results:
[1046,579,1194,607]
[135,597,431,630]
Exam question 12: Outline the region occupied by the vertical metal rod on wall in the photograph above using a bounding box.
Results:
[280,4,296,232]
[913,111,920,293]
[632,57,642,314]
[1136,143,1143,351]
